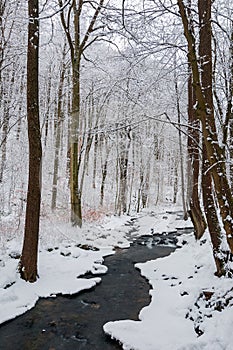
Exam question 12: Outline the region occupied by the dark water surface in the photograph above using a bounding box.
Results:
[0,236,177,350]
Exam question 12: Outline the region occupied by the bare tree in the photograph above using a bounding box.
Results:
[19,0,42,282]
[51,44,66,210]
[178,0,233,276]
[187,68,206,239]
[58,0,105,227]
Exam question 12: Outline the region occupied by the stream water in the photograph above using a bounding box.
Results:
[0,233,180,350]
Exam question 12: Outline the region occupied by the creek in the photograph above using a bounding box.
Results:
[0,233,181,350]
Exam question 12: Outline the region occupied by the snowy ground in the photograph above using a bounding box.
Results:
[1,205,233,349]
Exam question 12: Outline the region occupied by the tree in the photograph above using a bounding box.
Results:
[186,0,206,239]
[187,67,206,239]
[51,44,66,210]
[178,0,233,276]
[198,0,224,275]
[116,124,131,215]
[174,55,188,219]
[59,0,105,227]
[19,0,42,282]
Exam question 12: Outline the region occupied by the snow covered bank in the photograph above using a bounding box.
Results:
[0,241,113,325]
[104,232,233,350]
[0,209,150,325]
[0,213,135,325]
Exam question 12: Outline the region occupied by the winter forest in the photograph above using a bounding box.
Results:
[0,0,233,349]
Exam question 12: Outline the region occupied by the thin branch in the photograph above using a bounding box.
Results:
[58,0,74,62]
[80,0,105,53]
[40,0,72,20]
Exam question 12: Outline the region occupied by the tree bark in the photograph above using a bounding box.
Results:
[19,0,42,282]
[198,0,225,275]
[117,126,131,215]
[178,0,233,275]
[187,71,206,239]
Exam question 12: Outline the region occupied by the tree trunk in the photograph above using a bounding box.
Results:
[117,126,131,215]
[173,163,178,204]
[92,133,98,189]
[174,67,188,219]
[187,71,206,239]
[43,65,52,147]
[59,0,105,226]
[178,0,233,275]
[16,70,25,141]
[127,132,135,214]
[141,169,150,208]
[70,21,82,226]
[51,51,66,210]
[198,0,226,275]
[100,138,110,207]
[19,0,42,282]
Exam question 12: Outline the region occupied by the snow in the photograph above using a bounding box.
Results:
[1,205,233,349]
[0,242,112,324]
[0,211,137,325]
[104,228,233,350]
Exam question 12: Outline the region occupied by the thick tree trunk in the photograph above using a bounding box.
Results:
[187,72,206,239]
[70,44,82,226]
[198,0,225,275]
[202,165,225,276]
[178,0,233,249]
[19,0,42,282]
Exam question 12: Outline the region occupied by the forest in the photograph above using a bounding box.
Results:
[1,0,233,276]
[0,0,233,348]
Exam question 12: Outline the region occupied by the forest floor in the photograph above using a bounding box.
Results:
[0,205,233,349]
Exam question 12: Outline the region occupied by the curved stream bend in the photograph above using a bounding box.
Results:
[0,236,177,350]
